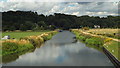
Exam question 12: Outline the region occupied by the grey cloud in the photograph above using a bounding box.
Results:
[0,1,118,17]
[5,0,120,2]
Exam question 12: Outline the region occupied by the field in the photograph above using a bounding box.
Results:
[104,41,120,60]
[86,29,119,34]
[71,29,120,61]
[85,29,120,39]
[2,30,50,39]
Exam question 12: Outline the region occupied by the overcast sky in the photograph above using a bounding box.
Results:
[0,0,119,17]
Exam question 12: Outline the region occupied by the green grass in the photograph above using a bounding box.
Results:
[73,30,104,46]
[1,31,57,63]
[72,29,120,61]
[78,36,86,41]
[1,31,57,57]
[104,41,120,61]
[2,42,34,56]
[2,30,50,39]
[85,37,104,47]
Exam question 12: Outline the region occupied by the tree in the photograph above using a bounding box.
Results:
[24,21,35,30]
[19,24,27,31]
[9,26,16,31]
[2,10,120,31]
[49,25,56,30]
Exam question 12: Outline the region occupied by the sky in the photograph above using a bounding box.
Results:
[0,0,120,17]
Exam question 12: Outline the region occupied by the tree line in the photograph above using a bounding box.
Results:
[2,11,120,31]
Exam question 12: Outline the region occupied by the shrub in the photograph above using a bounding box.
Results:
[22,35,44,46]
[16,43,34,52]
[2,42,34,56]
[40,33,51,41]
[78,36,86,41]
[85,37,104,46]
[1,31,57,56]
[2,42,18,54]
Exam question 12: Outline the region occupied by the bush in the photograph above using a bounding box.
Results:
[1,31,57,56]
[2,42,18,54]
[2,42,34,56]
[22,36,44,46]
[78,36,86,41]
[85,37,104,46]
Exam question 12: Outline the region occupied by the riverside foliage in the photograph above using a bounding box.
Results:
[1,31,57,56]
[71,29,120,61]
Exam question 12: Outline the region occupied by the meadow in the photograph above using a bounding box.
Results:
[104,41,120,60]
[86,29,119,34]
[85,29,120,39]
[2,30,50,39]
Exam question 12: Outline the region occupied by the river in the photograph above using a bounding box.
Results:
[2,31,114,66]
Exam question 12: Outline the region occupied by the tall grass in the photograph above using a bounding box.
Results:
[71,29,120,61]
[1,31,58,56]
[86,29,120,39]
[2,40,34,56]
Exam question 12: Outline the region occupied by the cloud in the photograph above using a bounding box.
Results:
[72,12,80,15]
[1,0,119,2]
[0,1,119,17]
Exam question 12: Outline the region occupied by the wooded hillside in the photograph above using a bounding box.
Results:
[2,11,120,31]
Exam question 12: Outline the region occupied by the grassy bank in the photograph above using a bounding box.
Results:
[104,41,120,60]
[71,29,120,61]
[86,29,120,39]
[2,30,50,39]
[1,31,58,56]
[1,40,34,56]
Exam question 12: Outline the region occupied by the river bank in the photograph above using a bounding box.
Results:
[1,31,58,57]
[2,31,114,66]
[70,29,120,62]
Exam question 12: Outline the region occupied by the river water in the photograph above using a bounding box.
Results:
[3,31,114,66]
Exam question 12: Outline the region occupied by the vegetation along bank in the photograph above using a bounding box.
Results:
[0,31,58,57]
[71,29,120,62]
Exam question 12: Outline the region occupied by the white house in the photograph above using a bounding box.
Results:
[94,25,100,28]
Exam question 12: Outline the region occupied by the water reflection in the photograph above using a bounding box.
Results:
[2,31,114,66]
[2,48,35,64]
[2,54,19,64]
[86,44,103,52]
